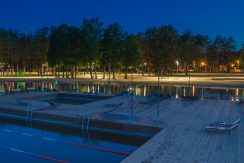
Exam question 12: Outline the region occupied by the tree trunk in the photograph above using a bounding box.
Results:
[70,66,73,78]
[62,70,65,78]
[75,66,77,78]
[89,64,93,78]
[125,67,128,79]
[108,63,111,80]
[57,68,60,78]
[112,69,116,79]
[103,66,106,79]
[148,65,151,76]
[94,65,97,79]
[185,63,188,76]
[227,64,230,72]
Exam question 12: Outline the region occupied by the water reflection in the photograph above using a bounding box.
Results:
[192,86,195,97]
[175,87,179,99]
[236,88,239,102]
[143,86,147,97]
[0,81,243,101]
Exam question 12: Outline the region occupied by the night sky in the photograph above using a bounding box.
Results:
[0,0,243,48]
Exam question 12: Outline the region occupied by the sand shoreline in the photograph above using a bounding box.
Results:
[1,75,244,88]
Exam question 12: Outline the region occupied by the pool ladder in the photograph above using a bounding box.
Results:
[26,103,33,127]
[81,111,91,131]
[81,111,91,143]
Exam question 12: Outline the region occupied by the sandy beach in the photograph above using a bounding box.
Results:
[1,73,244,88]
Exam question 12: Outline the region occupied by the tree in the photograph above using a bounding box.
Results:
[48,24,82,78]
[239,44,244,69]
[223,37,235,72]
[122,35,140,79]
[211,35,236,72]
[141,25,179,76]
[101,23,124,79]
[80,18,103,78]
[141,27,158,75]
[179,31,203,75]
[32,27,50,74]
[152,25,179,75]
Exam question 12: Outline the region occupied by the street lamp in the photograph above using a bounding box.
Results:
[176,61,179,78]
[201,62,206,72]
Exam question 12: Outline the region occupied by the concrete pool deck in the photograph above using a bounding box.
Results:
[0,92,161,137]
[0,91,243,162]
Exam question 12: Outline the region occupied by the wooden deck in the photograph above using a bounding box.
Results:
[121,98,242,163]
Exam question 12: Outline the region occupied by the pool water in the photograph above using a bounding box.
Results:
[44,96,98,105]
[0,120,142,163]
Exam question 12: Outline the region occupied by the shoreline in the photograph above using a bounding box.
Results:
[1,75,244,88]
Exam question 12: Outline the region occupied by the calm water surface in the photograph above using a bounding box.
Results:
[0,81,242,101]
[0,120,143,163]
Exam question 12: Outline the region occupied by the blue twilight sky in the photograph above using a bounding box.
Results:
[0,0,244,48]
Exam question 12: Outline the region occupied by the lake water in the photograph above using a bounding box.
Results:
[0,81,242,101]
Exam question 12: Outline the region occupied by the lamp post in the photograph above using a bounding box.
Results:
[41,63,44,105]
[237,60,240,69]
[157,68,160,120]
[176,60,179,78]
[143,62,147,76]
[41,62,48,105]
[201,62,206,72]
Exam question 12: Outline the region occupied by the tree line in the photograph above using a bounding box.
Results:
[0,18,243,78]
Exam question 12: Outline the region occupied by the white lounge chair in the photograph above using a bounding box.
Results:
[209,119,240,127]
[205,124,238,132]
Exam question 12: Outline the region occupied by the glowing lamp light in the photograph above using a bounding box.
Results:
[201,62,206,66]
[176,60,179,66]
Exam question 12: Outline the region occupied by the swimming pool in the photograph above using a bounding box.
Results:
[0,119,144,163]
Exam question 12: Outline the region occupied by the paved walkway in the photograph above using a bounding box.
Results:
[1,73,244,87]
